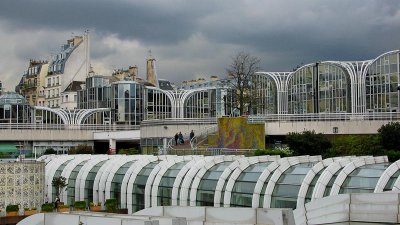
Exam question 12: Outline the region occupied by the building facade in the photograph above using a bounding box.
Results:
[17,60,48,107]
[254,50,400,115]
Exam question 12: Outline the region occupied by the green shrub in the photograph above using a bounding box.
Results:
[286,130,332,156]
[24,208,29,211]
[74,201,86,210]
[44,148,56,155]
[378,122,400,151]
[327,135,384,158]
[105,199,117,213]
[254,148,292,157]
[41,203,54,212]
[6,204,19,213]
[384,150,400,162]
[117,148,140,155]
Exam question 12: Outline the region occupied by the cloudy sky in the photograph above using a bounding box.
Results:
[0,0,399,91]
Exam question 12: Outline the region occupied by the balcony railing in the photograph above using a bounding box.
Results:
[248,112,400,123]
[0,123,139,131]
[141,117,218,126]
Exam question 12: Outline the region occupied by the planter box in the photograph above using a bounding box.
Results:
[90,206,102,212]
[58,208,70,213]
[6,211,18,217]
[24,210,37,216]
[74,208,85,211]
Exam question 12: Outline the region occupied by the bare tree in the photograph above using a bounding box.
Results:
[226,51,260,115]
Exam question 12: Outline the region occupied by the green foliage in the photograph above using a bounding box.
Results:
[74,201,86,210]
[69,144,94,154]
[378,122,400,151]
[44,148,56,155]
[24,208,29,211]
[384,150,400,162]
[117,148,140,155]
[6,205,19,213]
[41,203,54,212]
[52,176,67,197]
[326,135,384,157]
[254,147,293,157]
[105,199,117,213]
[286,130,332,156]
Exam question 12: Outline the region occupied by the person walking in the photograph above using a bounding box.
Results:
[174,133,179,145]
[190,130,195,141]
[178,132,184,144]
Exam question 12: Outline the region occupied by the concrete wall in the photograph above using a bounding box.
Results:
[294,193,400,225]
[140,123,215,139]
[93,130,140,141]
[0,130,93,141]
[135,206,295,225]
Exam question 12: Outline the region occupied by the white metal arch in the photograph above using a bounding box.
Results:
[103,155,139,203]
[176,156,239,206]
[92,155,125,203]
[214,157,253,207]
[324,61,371,113]
[252,158,290,208]
[146,86,175,117]
[45,155,75,202]
[34,106,69,124]
[124,156,160,214]
[145,156,198,208]
[60,155,92,203]
[263,155,322,208]
[76,155,110,201]
[254,72,292,114]
[329,156,388,196]
[375,159,400,192]
[360,50,400,113]
[311,156,367,200]
[173,157,207,206]
[296,156,350,209]
[149,155,200,207]
[223,156,280,207]
[77,108,111,124]
[187,155,239,206]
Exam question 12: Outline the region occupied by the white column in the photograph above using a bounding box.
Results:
[109,139,116,154]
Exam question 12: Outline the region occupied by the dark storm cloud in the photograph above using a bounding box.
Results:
[1,0,400,90]
[0,0,222,44]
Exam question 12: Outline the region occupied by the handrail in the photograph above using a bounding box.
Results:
[248,112,400,122]
[141,118,218,126]
[0,123,140,131]
[190,125,218,150]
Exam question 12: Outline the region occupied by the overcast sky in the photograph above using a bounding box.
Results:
[0,0,399,91]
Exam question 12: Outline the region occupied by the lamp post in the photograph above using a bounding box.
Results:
[333,127,338,145]
[397,86,400,114]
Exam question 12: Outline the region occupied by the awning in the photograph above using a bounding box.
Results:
[0,143,18,153]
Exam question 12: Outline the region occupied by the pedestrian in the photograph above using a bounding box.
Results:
[174,133,179,145]
[178,132,184,144]
[54,196,60,211]
[190,130,195,141]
